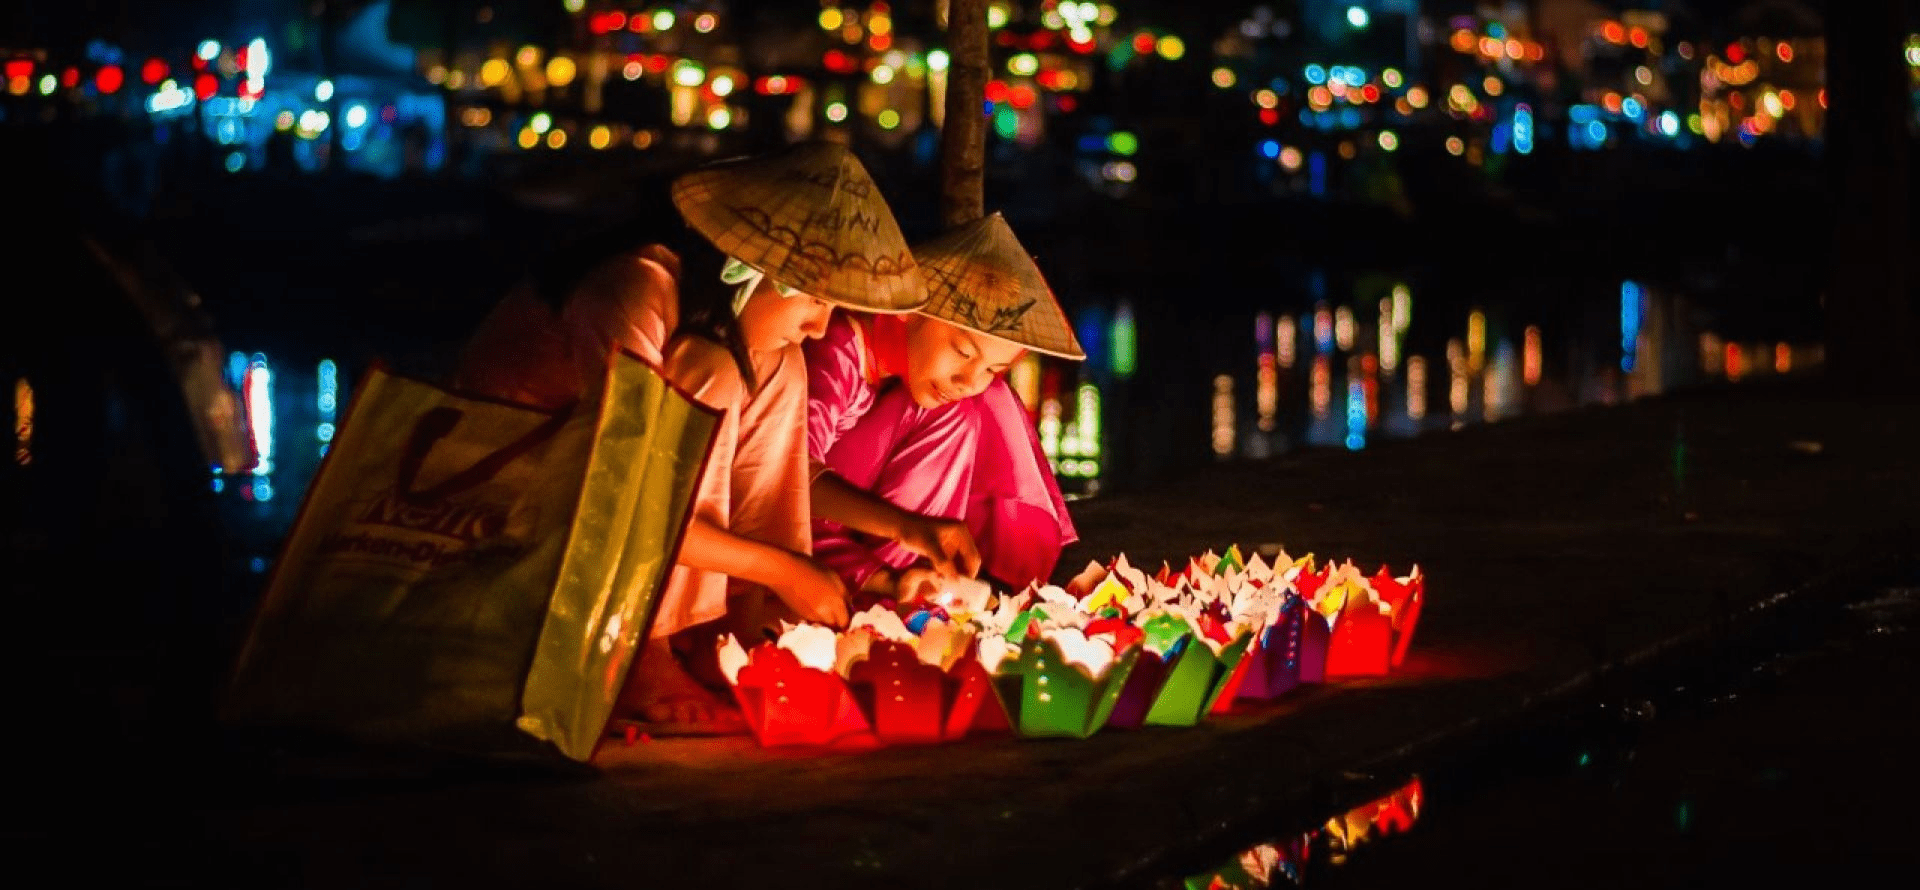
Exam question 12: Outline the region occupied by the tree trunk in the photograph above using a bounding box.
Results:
[1823,0,1915,389]
[939,0,989,227]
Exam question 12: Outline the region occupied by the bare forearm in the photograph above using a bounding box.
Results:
[678,517,802,590]
[810,470,909,541]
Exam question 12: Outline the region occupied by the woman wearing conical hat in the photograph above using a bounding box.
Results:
[805,212,1082,601]
[454,141,927,733]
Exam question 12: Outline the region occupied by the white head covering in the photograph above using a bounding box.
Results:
[722,257,804,316]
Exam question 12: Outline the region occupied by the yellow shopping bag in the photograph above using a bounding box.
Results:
[223,351,717,761]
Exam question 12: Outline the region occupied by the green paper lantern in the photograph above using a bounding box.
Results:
[990,635,1141,739]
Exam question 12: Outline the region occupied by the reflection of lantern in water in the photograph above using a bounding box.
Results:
[1391,283,1411,334]
[1323,775,1425,865]
[1360,354,1378,426]
[1378,298,1399,372]
[1466,310,1486,372]
[1334,305,1356,351]
[1255,313,1278,432]
[1211,375,1236,457]
[1277,315,1298,368]
[1621,281,1644,372]
[1038,395,1063,469]
[1110,301,1136,378]
[244,355,273,474]
[1406,356,1427,420]
[1725,342,1745,381]
[1314,304,1334,354]
[1058,382,1103,479]
[1522,326,1542,385]
[317,358,339,452]
[12,377,31,466]
[1774,342,1791,374]
[1345,375,1367,451]
[1446,339,1469,420]
[669,83,699,125]
[1256,354,1278,432]
[1310,356,1332,418]
[1485,339,1517,421]
[1701,333,1725,375]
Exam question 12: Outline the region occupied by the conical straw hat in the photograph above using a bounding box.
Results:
[671,141,926,314]
[914,213,1084,360]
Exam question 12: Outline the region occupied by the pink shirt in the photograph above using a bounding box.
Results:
[804,313,904,587]
[804,313,893,471]
[804,312,1078,590]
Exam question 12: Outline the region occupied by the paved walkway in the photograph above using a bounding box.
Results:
[62,380,1920,888]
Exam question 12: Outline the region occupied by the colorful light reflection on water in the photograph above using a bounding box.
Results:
[1038,279,1816,492]
[1180,776,1426,889]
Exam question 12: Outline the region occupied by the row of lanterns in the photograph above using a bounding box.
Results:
[702,545,1425,749]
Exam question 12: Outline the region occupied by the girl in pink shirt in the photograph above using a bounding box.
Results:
[805,213,1082,603]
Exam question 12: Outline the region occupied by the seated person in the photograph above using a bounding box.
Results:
[454,142,928,732]
[805,212,1083,604]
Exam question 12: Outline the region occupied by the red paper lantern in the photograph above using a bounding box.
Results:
[846,641,1002,744]
[1324,604,1393,676]
[1322,567,1424,678]
[722,643,870,748]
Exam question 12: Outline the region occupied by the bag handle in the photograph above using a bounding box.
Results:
[395,403,576,503]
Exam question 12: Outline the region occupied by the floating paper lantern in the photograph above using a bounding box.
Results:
[717,626,870,748]
[1224,593,1331,704]
[1108,611,1254,729]
[1372,566,1426,669]
[983,626,1141,739]
[847,640,1001,744]
[843,607,1003,744]
[1316,563,1424,678]
[718,607,1010,748]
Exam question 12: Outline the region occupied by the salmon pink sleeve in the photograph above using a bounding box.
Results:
[802,314,875,477]
[558,250,681,386]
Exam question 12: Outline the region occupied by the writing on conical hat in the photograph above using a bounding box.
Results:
[672,142,926,314]
[915,213,1084,360]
